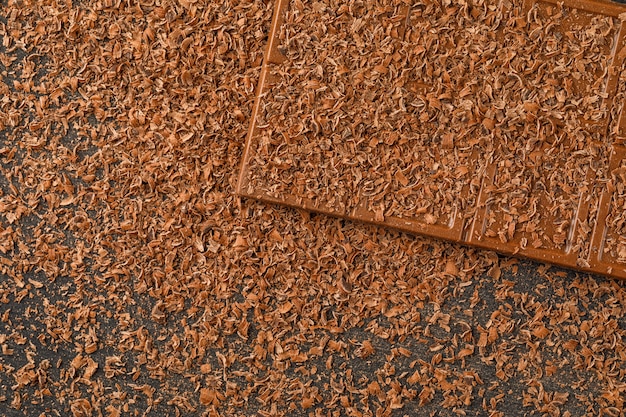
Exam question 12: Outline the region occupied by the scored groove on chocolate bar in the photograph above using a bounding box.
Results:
[237,0,626,279]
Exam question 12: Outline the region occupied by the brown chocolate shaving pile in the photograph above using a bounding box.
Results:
[0,0,626,416]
